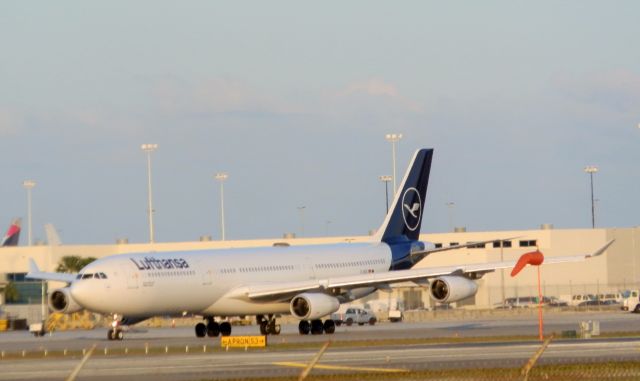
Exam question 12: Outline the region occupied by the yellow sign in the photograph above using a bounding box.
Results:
[220,335,267,348]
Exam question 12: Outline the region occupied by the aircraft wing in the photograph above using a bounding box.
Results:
[242,240,614,301]
[25,258,76,284]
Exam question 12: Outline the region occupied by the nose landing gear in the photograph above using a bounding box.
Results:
[107,315,124,341]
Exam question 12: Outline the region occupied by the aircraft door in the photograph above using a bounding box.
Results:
[306,257,317,280]
[202,269,213,286]
[121,266,139,289]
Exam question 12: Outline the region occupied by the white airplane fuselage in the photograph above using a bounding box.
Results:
[70,242,393,318]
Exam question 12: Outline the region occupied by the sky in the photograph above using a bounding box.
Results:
[1,1,639,244]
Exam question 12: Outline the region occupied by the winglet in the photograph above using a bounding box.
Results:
[586,239,615,258]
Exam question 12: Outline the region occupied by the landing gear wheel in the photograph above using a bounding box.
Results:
[107,329,114,341]
[268,321,281,335]
[298,320,310,335]
[220,322,232,336]
[260,321,269,335]
[207,322,220,337]
[311,319,324,335]
[323,319,336,334]
[195,322,207,338]
[115,329,124,340]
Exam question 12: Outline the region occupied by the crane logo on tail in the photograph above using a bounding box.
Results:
[401,187,422,231]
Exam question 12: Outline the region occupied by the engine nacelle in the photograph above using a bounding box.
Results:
[429,276,478,304]
[290,293,340,320]
[48,287,83,314]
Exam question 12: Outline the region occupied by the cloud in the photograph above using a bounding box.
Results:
[340,78,400,98]
[152,77,301,117]
[330,78,424,116]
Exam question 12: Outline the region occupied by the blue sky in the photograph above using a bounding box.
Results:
[1,1,639,244]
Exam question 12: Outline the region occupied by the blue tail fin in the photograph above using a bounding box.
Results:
[375,149,433,244]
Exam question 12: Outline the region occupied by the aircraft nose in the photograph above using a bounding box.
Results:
[70,281,91,306]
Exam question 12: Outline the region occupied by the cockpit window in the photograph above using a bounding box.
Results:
[76,272,107,280]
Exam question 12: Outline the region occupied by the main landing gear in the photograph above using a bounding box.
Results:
[257,314,281,335]
[195,317,232,338]
[298,319,335,335]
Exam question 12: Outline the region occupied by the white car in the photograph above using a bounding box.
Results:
[332,307,377,326]
[622,290,640,312]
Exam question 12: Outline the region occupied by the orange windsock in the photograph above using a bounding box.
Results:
[510,250,544,277]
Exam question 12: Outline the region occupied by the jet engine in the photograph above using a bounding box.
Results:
[290,293,340,320]
[48,287,83,314]
[429,276,478,304]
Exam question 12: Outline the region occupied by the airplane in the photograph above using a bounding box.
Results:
[1,218,21,247]
[27,148,614,340]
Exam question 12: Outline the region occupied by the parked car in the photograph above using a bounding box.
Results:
[578,299,618,307]
[544,297,568,307]
[622,290,640,312]
[500,296,539,308]
[597,293,623,304]
[331,307,377,326]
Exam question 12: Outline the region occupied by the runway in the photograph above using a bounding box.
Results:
[1,337,639,380]
[0,311,639,381]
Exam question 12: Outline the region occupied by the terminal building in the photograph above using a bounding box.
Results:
[1,225,638,321]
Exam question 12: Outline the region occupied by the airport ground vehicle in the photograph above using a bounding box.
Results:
[495,296,568,309]
[29,322,46,337]
[388,309,403,322]
[622,290,640,312]
[545,296,568,307]
[560,294,596,307]
[597,293,623,304]
[332,307,377,326]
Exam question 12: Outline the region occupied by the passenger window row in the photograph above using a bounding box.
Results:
[238,265,295,273]
[315,258,385,269]
[148,270,195,277]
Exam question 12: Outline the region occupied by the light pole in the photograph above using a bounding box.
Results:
[445,202,455,232]
[379,175,392,214]
[385,133,403,193]
[141,143,158,243]
[215,172,228,241]
[297,206,306,238]
[22,180,36,246]
[584,166,598,229]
